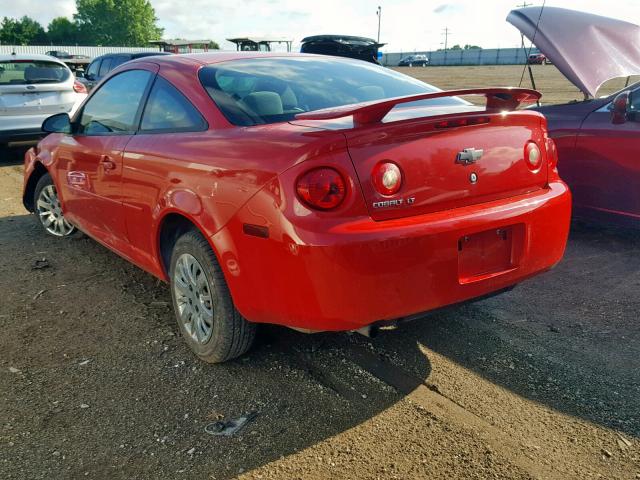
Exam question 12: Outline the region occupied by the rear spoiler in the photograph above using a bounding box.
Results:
[295,88,541,126]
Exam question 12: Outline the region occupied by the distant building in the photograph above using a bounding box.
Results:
[149,39,217,54]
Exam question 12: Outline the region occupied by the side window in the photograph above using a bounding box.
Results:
[86,60,100,79]
[110,56,128,69]
[630,89,640,112]
[140,76,207,132]
[78,69,152,135]
[98,58,112,77]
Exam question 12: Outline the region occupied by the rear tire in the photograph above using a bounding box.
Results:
[169,230,256,363]
[33,173,82,238]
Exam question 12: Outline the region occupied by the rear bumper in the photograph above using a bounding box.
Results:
[215,181,572,331]
[0,93,85,145]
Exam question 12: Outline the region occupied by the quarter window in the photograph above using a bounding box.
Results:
[98,58,112,77]
[140,76,207,132]
[86,60,100,79]
[630,89,640,112]
[78,69,152,135]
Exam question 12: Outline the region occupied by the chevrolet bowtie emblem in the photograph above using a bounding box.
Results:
[456,148,483,165]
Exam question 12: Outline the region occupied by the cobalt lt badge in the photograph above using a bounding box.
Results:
[469,172,478,184]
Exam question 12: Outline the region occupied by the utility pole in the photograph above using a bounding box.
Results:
[376,6,382,44]
[441,27,451,65]
[441,27,451,52]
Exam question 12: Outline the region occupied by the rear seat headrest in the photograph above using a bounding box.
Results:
[242,91,284,116]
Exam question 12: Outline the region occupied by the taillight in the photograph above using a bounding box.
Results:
[73,80,87,94]
[371,161,402,195]
[525,142,542,171]
[546,137,558,169]
[296,167,346,210]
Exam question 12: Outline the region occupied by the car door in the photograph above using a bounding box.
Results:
[56,67,156,250]
[120,75,208,270]
[572,88,640,221]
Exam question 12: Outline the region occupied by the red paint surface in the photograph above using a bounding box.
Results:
[24,53,572,331]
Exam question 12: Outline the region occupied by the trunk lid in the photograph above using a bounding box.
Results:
[344,109,548,221]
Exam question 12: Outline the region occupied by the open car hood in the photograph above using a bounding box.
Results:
[507,6,640,97]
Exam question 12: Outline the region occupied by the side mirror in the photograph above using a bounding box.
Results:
[85,73,94,81]
[611,92,630,125]
[75,71,84,78]
[42,113,72,134]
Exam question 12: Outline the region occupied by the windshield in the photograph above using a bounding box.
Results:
[0,60,70,85]
[199,57,467,126]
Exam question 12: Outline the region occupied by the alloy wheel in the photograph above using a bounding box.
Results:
[36,185,75,237]
[173,253,214,344]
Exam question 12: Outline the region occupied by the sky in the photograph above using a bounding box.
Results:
[4,0,640,52]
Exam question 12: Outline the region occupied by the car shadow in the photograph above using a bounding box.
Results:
[0,144,33,166]
[0,211,638,479]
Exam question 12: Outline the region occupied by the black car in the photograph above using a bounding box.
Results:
[78,51,171,90]
[300,35,384,64]
[398,54,429,67]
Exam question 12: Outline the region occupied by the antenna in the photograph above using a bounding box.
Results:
[516,2,533,49]
[518,0,546,105]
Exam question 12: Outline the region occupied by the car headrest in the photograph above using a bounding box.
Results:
[357,86,385,101]
[242,91,284,116]
[280,86,298,110]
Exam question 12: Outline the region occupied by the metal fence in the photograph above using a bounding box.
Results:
[2,44,539,67]
[382,47,540,67]
[0,44,207,58]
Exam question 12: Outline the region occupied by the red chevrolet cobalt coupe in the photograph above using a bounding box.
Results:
[23,53,571,362]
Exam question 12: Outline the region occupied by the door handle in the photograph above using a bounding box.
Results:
[101,155,116,171]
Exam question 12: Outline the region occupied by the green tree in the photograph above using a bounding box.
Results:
[74,0,163,46]
[47,17,80,45]
[0,16,47,45]
[463,44,481,50]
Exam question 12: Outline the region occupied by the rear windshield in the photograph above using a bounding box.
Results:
[199,57,467,126]
[0,60,70,85]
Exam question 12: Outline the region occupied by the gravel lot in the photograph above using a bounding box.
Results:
[1,66,640,479]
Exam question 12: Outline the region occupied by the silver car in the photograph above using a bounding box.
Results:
[0,53,87,149]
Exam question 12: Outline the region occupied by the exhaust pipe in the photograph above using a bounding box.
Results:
[354,325,379,338]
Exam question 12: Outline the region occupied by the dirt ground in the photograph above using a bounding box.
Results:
[1,65,640,479]
[396,64,640,105]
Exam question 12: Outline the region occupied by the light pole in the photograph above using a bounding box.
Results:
[376,6,382,44]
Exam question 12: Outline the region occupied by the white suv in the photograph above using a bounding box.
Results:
[0,53,87,148]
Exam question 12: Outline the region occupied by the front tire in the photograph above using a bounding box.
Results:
[33,174,80,238]
[169,230,256,363]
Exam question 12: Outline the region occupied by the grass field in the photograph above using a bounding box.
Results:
[397,64,640,105]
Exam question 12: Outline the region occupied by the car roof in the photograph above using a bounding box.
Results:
[126,51,341,68]
[130,52,172,59]
[0,53,67,65]
[91,51,170,61]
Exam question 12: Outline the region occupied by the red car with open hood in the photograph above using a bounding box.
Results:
[23,53,571,362]
[509,6,640,228]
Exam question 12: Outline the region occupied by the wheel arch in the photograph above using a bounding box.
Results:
[156,211,223,281]
[23,162,49,212]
